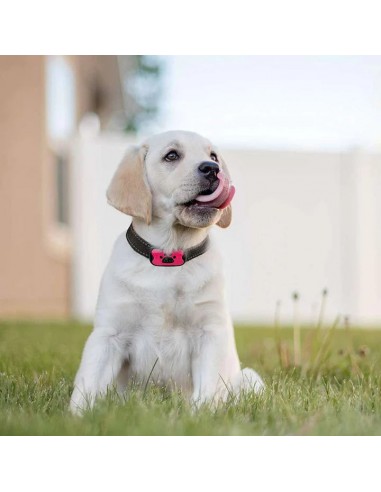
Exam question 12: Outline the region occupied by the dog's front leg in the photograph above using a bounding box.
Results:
[190,329,229,408]
[70,328,125,415]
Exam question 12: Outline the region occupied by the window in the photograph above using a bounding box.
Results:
[44,56,75,257]
[46,56,76,141]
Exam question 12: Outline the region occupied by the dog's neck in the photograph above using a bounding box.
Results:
[132,218,209,254]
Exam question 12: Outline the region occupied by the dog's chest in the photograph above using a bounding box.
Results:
[123,260,211,327]
[124,266,210,388]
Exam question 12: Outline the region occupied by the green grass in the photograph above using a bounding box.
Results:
[1,319,381,435]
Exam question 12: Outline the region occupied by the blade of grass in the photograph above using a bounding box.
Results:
[143,357,159,397]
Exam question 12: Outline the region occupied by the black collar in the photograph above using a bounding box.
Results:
[126,224,209,267]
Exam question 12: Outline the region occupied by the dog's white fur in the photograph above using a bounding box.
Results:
[70,131,264,414]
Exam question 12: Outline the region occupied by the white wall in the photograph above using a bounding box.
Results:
[70,134,381,326]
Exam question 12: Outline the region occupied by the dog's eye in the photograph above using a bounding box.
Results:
[210,152,218,162]
[164,150,180,162]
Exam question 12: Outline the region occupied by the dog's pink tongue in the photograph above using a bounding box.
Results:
[218,185,235,209]
[195,172,235,209]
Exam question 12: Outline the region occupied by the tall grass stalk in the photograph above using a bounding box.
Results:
[310,315,341,378]
[292,292,301,366]
[310,289,328,364]
[316,288,328,331]
[274,300,282,366]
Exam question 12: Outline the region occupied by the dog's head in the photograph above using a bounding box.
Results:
[106,130,233,229]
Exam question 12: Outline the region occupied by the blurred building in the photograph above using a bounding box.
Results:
[0,56,126,318]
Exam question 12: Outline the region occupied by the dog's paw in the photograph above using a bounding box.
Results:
[236,368,265,394]
[69,388,95,416]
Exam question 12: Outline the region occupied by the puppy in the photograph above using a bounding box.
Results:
[70,130,264,414]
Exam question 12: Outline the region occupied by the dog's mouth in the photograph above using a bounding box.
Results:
[181,172,235,210]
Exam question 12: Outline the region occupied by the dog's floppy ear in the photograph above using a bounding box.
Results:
[106,144,152,224]
[217,154,232,228]
[217,205,232,228]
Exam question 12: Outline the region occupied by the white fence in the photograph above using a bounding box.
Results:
[70,133,381,326]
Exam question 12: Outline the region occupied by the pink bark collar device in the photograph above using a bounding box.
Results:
[126,225,209,267]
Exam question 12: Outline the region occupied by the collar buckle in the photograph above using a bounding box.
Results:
[150,249,185,267]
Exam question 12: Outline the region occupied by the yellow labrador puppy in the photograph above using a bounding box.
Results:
[70,130,264,414]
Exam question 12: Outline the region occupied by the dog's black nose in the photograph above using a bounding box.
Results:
[198,161,220,180]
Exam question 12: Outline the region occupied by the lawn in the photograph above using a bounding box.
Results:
[1,319,381,435]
